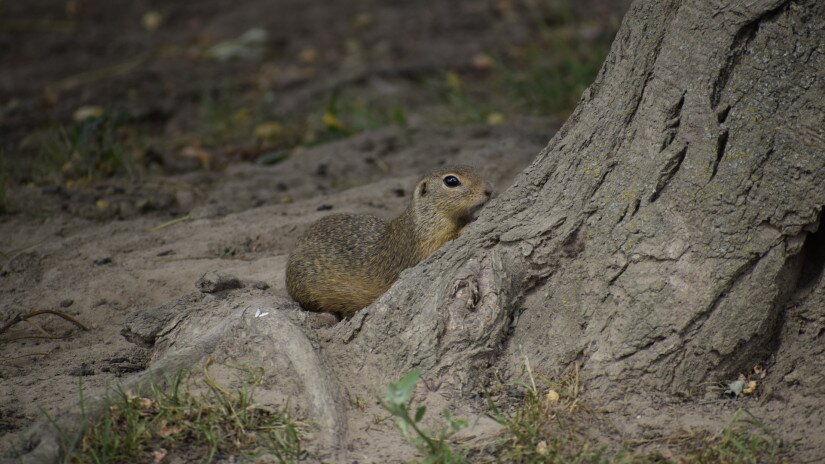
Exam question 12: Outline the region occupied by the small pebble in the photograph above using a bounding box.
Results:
[60,299,74,308]
[196,271,243,293]
[93,256,112,265]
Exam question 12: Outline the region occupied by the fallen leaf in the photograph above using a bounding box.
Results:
[472,53,494,71]
[298,47,319,63]
[322,112,345,130]
[743,380,758,395]
[545,389,560,403]
[180,146,212,170]
[43,86,59,106]
[536,440,548,456]
[353,13,374,28]
[141,11,163,32]
[254,121,283,140]
[207,28,268,62]
[445,71,461,91]
[158,424,180,437]
[486,112,505,125]
[233,109,250,124]
[73,105,103,121]
[61,157,75,173]
[65,0,79,17]
[151,448,167,463]
[65,175,91,190]
[754,364,766,379]
[137,397,154,409]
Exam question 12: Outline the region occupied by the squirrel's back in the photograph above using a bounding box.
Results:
[286,166,492,317]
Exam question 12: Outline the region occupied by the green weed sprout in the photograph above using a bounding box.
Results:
[382,369,467,464]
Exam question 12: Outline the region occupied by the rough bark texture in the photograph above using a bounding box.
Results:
[332,0,825,397]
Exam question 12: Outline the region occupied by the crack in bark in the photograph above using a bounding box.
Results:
[659,92,686,151]
[615,335,667,362]
[709,129,729,181]
[619,0,683,133]
[624,71,654,129]
[650,144,688,203]
[716,104,731,123]
[710,0,791,108]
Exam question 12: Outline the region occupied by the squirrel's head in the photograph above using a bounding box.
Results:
[412,165,494,228]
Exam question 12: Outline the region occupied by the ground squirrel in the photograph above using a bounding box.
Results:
[286,165,493,317]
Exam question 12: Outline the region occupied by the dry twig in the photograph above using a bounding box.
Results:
[0,309,89,343]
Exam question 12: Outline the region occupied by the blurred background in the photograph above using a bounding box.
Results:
[0,0,630,219]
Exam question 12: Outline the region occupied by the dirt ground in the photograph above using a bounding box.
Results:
[0,121,548,461]
[2,0,822,463]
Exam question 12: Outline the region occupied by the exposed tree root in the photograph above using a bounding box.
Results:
[5,303,346,464]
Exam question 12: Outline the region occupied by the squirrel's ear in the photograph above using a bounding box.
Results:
[416,179,428,197]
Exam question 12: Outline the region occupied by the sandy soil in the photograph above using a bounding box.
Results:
[0,120,549,459]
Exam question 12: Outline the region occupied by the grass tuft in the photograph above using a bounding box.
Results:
[681,408,781,464]
[483,359,611,463]
[65,362,303,463]
[305,91,408,146]
[479,358,782,464]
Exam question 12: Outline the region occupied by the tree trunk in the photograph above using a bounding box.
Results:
[331,0,825,398]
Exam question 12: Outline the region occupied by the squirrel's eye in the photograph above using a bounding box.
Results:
[443,175,461,188]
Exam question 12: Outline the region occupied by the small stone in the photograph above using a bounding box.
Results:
[156,249,175,257]
[196,271,243,293]
[252,281,270,290]
[60,299,74,308]
[317,204,333,211]
[93,256,112,265]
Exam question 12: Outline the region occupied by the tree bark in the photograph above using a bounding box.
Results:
[331,0,825,398]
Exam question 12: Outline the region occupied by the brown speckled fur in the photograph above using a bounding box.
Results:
[286,165,493,317]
